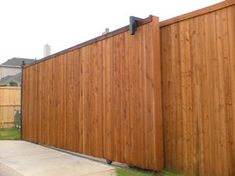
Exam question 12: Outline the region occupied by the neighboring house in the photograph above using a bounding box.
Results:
[0,73,21,86]
[0,58,35,86]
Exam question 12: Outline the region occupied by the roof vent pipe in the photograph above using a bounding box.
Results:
[102,28,109,35]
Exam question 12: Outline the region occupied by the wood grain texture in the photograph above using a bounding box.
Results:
[160,4,235,176]
[22,16,164,171]
[0,87,21,128]
[0,87,21,106]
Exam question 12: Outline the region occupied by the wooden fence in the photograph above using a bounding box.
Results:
[22,16,164,171]
[0,87,21,128]
[160,1,235,176]
[22,1,235,175]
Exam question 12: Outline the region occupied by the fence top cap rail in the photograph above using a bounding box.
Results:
[0,86,21,89]
[0,65,21,68]
[24,15,156,69]
[160,0,235,27]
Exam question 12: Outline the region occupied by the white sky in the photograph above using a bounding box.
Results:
[0,0,223,63]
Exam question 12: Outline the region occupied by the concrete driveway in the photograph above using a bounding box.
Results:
[0,141,116,176]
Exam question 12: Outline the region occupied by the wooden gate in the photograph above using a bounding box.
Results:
[22,16,164,171]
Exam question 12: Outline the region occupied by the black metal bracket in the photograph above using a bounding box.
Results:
[129,16,143,35]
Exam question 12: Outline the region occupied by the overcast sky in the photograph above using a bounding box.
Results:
[0,0,223,63]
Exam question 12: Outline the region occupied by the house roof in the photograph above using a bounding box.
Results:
[1,57,35,67]
[0,73,21,86]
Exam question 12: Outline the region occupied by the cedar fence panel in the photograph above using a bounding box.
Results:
[0,87,21,128]
[160,1,235,176]
[22,16,164,171]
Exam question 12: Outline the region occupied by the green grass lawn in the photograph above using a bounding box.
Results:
[0,128,21,140]
[116,168,181,176]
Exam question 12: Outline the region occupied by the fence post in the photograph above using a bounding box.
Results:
[20,61,25,140]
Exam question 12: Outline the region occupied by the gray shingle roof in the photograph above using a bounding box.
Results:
[0,73,21,86]
[1,57,35,66]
